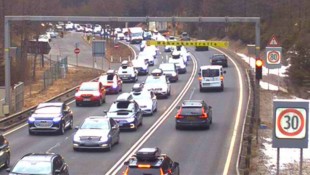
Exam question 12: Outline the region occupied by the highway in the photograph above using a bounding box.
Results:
[2,33,248,175]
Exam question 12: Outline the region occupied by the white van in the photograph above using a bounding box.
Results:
[198,65,226,91]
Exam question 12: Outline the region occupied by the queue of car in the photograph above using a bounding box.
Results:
[2,26,230,174]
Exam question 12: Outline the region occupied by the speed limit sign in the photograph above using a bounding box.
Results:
[275,108,306,139]
[273,100,309,148]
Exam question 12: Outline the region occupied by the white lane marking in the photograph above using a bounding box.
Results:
[106,53,198,175]
[208,48,244,175]
[46,142,61,153]
[189,87,196,100]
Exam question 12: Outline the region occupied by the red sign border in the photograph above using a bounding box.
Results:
[277,108,305,137]
[267,50,281,64]
[74,48,80,54]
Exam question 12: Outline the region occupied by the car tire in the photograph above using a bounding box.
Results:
[210,117,213,124]
[76,102,80,107]
[28,129,34,135]
[68,118,73,129]
[115,134,120,144]
[59,122,65,135]
[102,97,106,103]
[97,99,102,106]
[4,154,10,168]
[205,123,210,130]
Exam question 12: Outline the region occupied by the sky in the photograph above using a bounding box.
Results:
[237,53,310,173]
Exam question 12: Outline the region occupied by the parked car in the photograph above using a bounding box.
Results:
[7,153,69,175]
[28,102,73,135]
[73,116,120,151]
[75,82,106,106]
[0,135,10,169]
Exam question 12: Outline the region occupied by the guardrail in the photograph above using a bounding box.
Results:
[0,77,99,131]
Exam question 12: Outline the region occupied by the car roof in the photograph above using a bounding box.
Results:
[116,93,133,101]
[85,116,109,121]
[81,81,99,85]
[22,153,57,162]
[200,65,223,69]
[182,100,204,107]
[37,102,63,108]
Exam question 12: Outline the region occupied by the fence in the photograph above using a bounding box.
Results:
[43,57,68,90]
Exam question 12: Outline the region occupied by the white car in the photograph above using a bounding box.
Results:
[137,51,155,66]
[116,32,125,40]
[73,116,120,151]
[46,29,58,38]
[93,24,102,34]
[173,46,190,64]
[65,22,74,30]
[169,53,187,74]
[84,24,93,33]
[117,61,138,82]
[132,59,149,75]
[164,36,177,52]
[131,89,157,115]
[75,24,84,32]
[144,70,171,98]
[38,34,50,42]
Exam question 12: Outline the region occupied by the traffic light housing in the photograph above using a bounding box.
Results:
[255,59,263,80]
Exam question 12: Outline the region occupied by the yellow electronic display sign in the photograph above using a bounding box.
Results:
[146,40,229,48]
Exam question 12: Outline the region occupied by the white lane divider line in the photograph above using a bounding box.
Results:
[106,52,198,175]
[189,87,196,100]
[46,142,61,153]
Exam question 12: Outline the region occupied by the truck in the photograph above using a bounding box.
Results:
[128,27,144,44]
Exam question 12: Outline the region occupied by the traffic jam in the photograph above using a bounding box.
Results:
[1,22,232,175]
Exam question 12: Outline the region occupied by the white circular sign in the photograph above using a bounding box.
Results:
[267,50,281,64]
[275,108,307,139]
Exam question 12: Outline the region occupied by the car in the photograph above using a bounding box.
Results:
[132,59,149,75]
[131,83,144,92]
[75,81,106,106]
[164,36,177,52]
[175,100,213,130]
[84,24,93,33]
[75,24,85,32]
[0,135,10,169]
[195,40,209,51]
[117,61,138,82]
[143,31,152,40]
[93,24,102,34]
[174,46,190,64]
[104,93,143,131]
[159,63,179,82]
[98,70,123,94]
[169,52,187,74]
[116,32,125,40]
[137,51,155,66]
[123,147,180,175]
[38,34,50,42]
[7,153,69,175]
[144,69,171,98]
[139,40,146,51]
[198,65,226,92]
[46,29,58,38]
[180,32,190,41]
[28,102,73,135]
[65,21,74,31]
[210,54,228,67]
[73,116,120,151]
[130,88,157,115]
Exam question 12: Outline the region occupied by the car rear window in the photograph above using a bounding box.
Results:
[212,55,226,60]
[181,107,202,116]
[202,69,220,77]
[126,168,161,175]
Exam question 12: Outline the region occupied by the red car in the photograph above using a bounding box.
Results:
[75,82,106,106]
[98,70,123,94]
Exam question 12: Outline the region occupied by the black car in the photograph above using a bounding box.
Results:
[7,153,69,175]
[175,100,213,130]
[123,147,180,175]
[104,93,143,131]
[0,135,10,169]
[210,54,228,67]
[28,102,74,135]
[159,63,179,82]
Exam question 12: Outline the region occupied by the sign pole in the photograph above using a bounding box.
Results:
[300,148,303,175]
[267,69,270,90]
[76,54,78,66]
[276,148,280,175]
[277,68,280,92]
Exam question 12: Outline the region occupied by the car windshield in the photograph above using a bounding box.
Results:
[35,106,61,114]
[181,107,202,115]
[202,69,220,77]
[99,75,114,84]
[79,83,98,91]
[126,168,161,175]
[11,160,52,175]
[145,76,165,84]
[81,119,109,130]
[132,33,142,37]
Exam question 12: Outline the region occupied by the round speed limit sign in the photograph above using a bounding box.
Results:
[267,50,281,64]
[275,108,307,139]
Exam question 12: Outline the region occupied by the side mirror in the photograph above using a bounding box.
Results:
[6,168,11,172]
[75,126,79,130]
[173,162,179,168]
[223,70,226,74]
[124,160,129,165]
[209,106,212,109]
[103,110,108,114]
[76,87,80,92]
[30,109,35,114]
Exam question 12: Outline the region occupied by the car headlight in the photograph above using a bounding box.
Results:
[28,117,35,122]
[53,117,62,122]
[171,72,177,77]
[127,118,135,123]
[100,135,109,142]
[73,135,80,142]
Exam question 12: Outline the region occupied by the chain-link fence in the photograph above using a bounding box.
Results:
[43,57,68,90]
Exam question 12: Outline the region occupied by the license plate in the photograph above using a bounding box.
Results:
[83,99,91,101]
[187,117,196,120]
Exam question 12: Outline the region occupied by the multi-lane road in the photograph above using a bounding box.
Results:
[2,32,248,175]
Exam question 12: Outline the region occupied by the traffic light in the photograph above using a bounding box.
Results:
[255,59,263,80]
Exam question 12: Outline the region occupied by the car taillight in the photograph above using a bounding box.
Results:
[198,77,202,81]
[220,75,224,80]
[175,114,184,119]
[200,113,208,119]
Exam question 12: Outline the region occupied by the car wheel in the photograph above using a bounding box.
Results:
[115,134,120,144]
[68,118,73,129]
[102,97,106,103]
[97,99,102,106]
[59,122,65,135]
[4,154,10,168]
[28,129,34,135]
[76,102,80,107]
[210,118,213,124]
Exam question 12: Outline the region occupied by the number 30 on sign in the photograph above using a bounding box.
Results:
[275,108,307,139]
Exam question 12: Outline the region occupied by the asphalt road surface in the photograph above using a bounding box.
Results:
[2,33,248,175]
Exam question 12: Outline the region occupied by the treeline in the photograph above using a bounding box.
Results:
[0,0,309,96]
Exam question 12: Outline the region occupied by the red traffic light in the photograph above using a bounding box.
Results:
[256,59,263,67]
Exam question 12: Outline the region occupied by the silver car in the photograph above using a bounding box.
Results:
[73,116,120,151]
[131,89,157,115]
